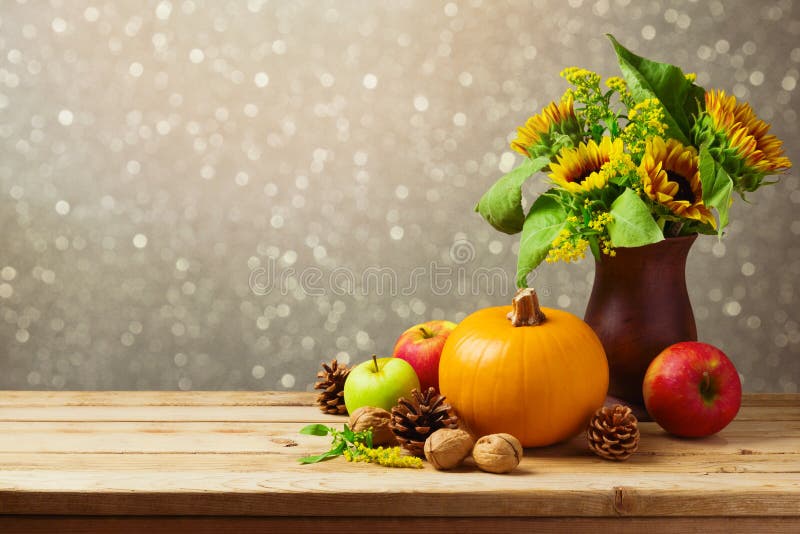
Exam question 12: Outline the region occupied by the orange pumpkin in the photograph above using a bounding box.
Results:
[439,288,608,447]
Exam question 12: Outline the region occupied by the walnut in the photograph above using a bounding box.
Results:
[423,428,474,470]
[349,406,397,446]
[472,433,523,474]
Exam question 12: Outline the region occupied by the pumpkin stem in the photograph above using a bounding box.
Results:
[507,288,546,327]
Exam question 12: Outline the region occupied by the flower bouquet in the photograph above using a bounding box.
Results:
[477,35,792,286]
[476,35,792,407]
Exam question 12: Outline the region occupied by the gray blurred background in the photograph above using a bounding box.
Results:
[0,0,797,391]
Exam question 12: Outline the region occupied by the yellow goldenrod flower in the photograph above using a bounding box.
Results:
[511,94,580,157]
[605,76,633,106]
[345,443,423,468]
[584,211,616,257]
[588,212,614,231]
[622,98,668,157]
[545,228,589,263]
[684,72,697,83]
[700,90,792,187]
[560,66,581,79]
[560,67,601,88]
[605,76,626,92]
[548,137,624,194]
[639,137,716,228]
[560,67,614,128]
[547,228,588,263]
[603,151,636,181]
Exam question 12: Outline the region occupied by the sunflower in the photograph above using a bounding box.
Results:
[639,137,716,229]
[548,137,624,194]
[699,90,791,190]
[511,94,581,157]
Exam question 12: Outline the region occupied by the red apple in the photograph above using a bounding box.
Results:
[392,320,457,392]
[643,341,742,438]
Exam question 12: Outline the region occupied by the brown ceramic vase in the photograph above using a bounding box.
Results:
[584,234,698,415]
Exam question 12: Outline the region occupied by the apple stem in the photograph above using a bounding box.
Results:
[419,326,433,339]
[371,354,379,373]
[507,288,546,327]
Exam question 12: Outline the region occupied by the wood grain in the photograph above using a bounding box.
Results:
[0,391,795,407]
[0,392,794,421]
[0,516,800,534]
[0,420,797,455]
[1,516,798,534]
[0,392,797,524]
[0,391,315,407]
[2,451,797,474]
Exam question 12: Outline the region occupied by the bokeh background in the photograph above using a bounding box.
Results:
[0,0,797,391]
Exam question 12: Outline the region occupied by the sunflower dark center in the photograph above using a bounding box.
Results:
[666,170,695,203]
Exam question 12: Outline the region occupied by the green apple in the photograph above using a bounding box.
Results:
[344,355,420,413]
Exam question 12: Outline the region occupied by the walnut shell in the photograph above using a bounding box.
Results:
[424,428,474,470]
[349,406,397,446]
[472,433,523,474]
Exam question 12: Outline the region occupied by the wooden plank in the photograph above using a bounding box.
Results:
[1,451,797,475]
[1,515,798,534]
[0,419,796,455]
[0,405,346,423]
[0,421,327,454]
[1,401,795,422]
[0,391,316,407]
[0,392,796,521]
[0,470,798,516]
[739,394,800,406]
[0,391,795,408]
[736,404,800,421]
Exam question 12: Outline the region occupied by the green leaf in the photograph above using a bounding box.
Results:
[298,423,374,465]
[299,424,331,436]
[699,145,733,235]
[607,35,705,144]
[341,424,354,443]
[607,188,665,247]
[588,235,601,260]
[515,192,567,287]
[476,156,551,235]
[298,449,341,464]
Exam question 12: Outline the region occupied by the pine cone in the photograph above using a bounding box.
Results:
[587,404,640,461]
[314,359,350,415]
[390,387,459,457]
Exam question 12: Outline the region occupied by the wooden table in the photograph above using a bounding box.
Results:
[0,392,797,533]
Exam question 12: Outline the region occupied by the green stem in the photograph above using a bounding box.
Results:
[665,221,684,238]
